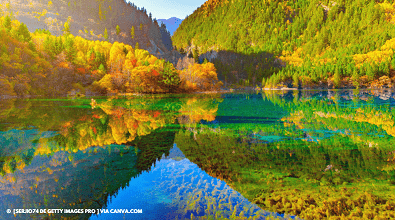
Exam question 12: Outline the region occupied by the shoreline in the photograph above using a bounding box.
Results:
[1,87,394,100]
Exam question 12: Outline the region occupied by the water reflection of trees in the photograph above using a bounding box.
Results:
[0,96,221,174]
[264,90,395,143]
[0,95,222,219]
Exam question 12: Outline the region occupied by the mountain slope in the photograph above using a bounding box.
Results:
[0,13,222,97]
[0,0,171,54]
[173,0,395,88]
[158,17,183,36]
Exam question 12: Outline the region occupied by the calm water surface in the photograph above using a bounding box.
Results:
[1,90,395,219]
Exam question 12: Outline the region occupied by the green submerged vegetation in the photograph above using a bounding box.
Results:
[175,90,395,219]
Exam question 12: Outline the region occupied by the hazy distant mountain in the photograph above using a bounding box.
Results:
[158,17,183,36]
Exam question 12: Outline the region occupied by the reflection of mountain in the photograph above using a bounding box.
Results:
[0,143,139,220]
[92,156,292,220]
[133,129,176,173]
[0,128,176,219]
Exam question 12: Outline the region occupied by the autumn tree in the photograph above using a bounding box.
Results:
[180,62,222,91]
[48,1,53,9]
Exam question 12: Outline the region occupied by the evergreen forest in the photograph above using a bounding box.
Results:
[173,0,395,89]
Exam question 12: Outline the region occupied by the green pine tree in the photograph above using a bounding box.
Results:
[292,74,299,88]
[116,25,121,35]
[4,15,11,31]
[64,36,76,62]
[17,23,31,42]
[193,48,199,63]
[366,64,375,82]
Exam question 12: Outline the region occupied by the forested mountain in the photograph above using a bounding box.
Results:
[173,0,395,88]
[158,17,183,36]
[0,0,170,55]
[0,15,222,97]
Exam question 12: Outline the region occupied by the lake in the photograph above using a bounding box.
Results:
[1,90,394,219]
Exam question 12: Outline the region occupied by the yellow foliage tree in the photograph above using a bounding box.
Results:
[180,62,223,91]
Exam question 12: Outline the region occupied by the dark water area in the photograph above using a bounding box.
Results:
[0,89,395,219]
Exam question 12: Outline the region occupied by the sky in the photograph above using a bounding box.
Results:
[127,0,207,20]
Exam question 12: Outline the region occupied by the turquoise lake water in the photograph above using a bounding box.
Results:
[1,90,394,219]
